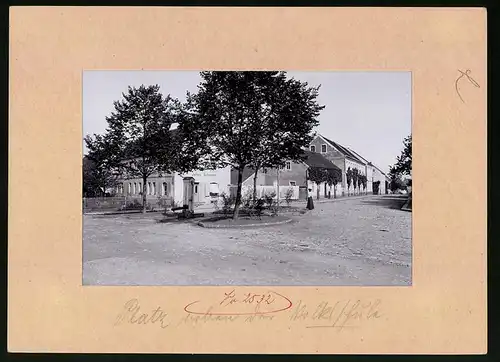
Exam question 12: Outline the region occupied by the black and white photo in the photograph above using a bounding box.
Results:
[82,70,412,286]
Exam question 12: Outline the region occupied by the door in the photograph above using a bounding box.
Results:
[193,182,200,203]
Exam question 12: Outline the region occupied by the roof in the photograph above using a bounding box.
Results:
[321,136,366,164]
[302,150,342,171]
[345,147,386,175]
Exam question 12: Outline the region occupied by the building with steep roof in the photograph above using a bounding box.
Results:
[308,134,387,195]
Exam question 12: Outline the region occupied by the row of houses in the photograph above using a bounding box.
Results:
[111,134,389,206]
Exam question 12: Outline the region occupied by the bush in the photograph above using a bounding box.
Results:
[157,195,170,213]
[220,192,235,216]
[124,199,142,210]
[284,188,294,206]
[241,188,254,209]
[264,191,276,208]
[263,191,279,216]
[254,198,265,218]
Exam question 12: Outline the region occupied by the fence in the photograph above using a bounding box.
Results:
[83,195,174,212]
[228,185,301,200]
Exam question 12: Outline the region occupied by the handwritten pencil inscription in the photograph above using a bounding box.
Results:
[114,298,169,328]
[455,69,480,103]
[289,299,383,331]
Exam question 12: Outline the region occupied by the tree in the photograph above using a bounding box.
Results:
[388,166,406,193]
[392,134,412,177]
[357,174,363,195]
[186,71,324,219]
[308,167,328,200]
[360,174,367,195]
[104,85,181,213]
[325,167,342,198]
[346,167,353,196]
[83,134,119,197]
[352,168,359,195]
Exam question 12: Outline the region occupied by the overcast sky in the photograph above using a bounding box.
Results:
[83,71,411,173]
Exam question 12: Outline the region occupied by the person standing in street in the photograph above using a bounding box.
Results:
[306,187,314,210]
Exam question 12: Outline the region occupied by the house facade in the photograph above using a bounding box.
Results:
[308,134,387,195]
[112,133,387,207]
[114,167,232,207]
[234,150,343,201]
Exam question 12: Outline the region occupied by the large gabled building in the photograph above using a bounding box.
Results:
[308,134,387,195]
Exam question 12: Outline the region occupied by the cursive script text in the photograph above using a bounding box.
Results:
[114,299,169,328]
[289,299,383,331]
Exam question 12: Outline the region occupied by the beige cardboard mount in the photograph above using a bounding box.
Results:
[9,7,487,354]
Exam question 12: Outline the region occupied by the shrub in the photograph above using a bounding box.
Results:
[254,198,265,218]
[124,199,142,210]
[241,188,254,209]
[220,192,235,216]
[157,195,170,214]
[264,191,276,208]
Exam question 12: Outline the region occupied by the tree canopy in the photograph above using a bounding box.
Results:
[83,133,119,197]
[101,84,182,212]
[185,71,324,218]
[392,134,412,176]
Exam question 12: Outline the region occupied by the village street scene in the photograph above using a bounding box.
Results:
[83,71,412,286]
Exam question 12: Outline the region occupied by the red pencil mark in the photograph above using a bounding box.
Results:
[183,290,293,316]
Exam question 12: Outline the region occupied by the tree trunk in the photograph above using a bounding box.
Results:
[334,184,337,198]
[316,183,320,200]
[142,176,147,214]
[252,166,259,203]
[233,166,244,220]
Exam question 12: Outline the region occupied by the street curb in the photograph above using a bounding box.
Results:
[295,194,379,206]
[84,210,164,216]
[197,217,293,229]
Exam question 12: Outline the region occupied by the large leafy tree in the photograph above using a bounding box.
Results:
[186,71,324,219]
[104,85,181,213]
[392,134,412,176]
[83,134,119,197]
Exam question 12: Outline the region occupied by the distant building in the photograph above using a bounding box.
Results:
[308,134,387,195]
[233,150,343,200]
[112,132,387,207]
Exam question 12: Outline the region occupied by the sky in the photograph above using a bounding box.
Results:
[83,71,411,173]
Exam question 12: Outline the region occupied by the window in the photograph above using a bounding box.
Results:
[139,183,142,194]
[194,184,198,193]
[128,183,131,194]
[321,144,327,153]
[133,183,137,194]
[147,182,151,195]
[163,182,169,196]
[152,182,156,195]
[310,145,316,152]
[289,181,297,186]
[286,161,291,170]
[209,182,219,197]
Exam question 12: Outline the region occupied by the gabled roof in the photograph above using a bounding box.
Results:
[346,147,370,164]
[320,135,366,164]
[302,150,342,171]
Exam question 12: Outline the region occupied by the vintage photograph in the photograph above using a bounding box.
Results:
[82,70,412,286]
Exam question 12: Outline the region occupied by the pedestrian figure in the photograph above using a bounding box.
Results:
[306,188,314,210]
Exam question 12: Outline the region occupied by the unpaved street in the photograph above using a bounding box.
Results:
[83,195,411,286]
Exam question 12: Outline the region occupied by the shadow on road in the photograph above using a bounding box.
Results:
[360,196,408,210]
